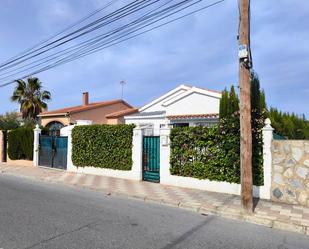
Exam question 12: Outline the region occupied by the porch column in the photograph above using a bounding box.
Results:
[159,127,171,183]
[131,125,143,180]
[262,118,274,199]
[33,124,41,166]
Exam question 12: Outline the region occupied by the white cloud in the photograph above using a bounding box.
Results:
[0,0,308,117]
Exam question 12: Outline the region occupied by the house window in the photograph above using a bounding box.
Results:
[172,123,189,128]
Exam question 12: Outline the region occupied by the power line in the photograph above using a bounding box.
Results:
[0,0,224,86]
[0,0,190,77]
[0,0,119,66]
[0,0,181,79]
[0,0,225,87]
[0,0,152,70]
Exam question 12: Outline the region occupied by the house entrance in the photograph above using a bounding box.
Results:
[142,136,160,183]
[38,135,68,170]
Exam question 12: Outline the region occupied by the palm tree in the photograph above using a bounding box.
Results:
[11,77,51,121]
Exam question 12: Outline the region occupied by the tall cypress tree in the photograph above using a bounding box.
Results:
[228,85,239,115]
[250,72,267,185]
[219,88,229,119]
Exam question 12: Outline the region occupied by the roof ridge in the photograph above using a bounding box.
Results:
[39,99,127,116]
[106,108,139,118]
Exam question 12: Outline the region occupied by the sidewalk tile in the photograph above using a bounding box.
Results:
[1,163,309,236]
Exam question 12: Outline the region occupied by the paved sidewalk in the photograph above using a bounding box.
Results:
[1,163,309,236]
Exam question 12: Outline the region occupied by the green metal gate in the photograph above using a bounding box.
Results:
[143,136,160,183]
[39,135,68,170]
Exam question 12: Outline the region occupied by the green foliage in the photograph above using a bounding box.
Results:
[0,112,20,130]
[72,124,134,170]
[22,118,37,129]
[170,126,241,183]
[250,73,267,185]
[7,128,33,160]
[229,85,239,114]
[11,77,51,120]
[219,86,239,119]
[172,79,266,186]
[219,88,229,119]
[269,108,309,139]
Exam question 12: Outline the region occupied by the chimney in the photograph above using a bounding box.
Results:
[82,92,89,106]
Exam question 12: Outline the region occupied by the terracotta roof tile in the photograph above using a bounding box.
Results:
[105,108,139,118]
[38,99,132,117]
[167,113,219,120]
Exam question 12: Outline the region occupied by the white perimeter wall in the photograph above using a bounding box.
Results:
[159,120,273,199]
[60,125,143,181]
[33,120,273,200]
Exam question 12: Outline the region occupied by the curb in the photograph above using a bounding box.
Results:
[1,167,308,236]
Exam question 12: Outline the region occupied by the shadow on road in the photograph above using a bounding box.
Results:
[160,215,215,249]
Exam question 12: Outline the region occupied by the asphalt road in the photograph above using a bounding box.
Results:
[0,175,308,249]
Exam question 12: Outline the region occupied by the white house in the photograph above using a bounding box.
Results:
[124,84,222,135]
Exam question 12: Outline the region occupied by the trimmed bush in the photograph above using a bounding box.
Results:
[170,125,264,186]
[8,128,34,160]
[72,124,134,170]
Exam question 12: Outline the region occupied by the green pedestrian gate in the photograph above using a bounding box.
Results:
[142,136,160,183]
[38,135,68,170]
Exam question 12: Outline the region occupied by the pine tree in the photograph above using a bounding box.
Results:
[269,108,309,139]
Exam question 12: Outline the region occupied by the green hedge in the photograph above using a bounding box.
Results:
[7,128,34,160]
[72,124,134,170]
[170,125,263,186]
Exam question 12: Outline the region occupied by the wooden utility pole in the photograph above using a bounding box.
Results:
[239,0,253,213]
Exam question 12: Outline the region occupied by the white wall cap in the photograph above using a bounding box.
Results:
[34,124,41,131]
[263,118,274,130]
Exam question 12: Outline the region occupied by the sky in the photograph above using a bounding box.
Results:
[0,0,308,118]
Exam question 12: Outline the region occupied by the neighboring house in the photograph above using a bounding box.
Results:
[123,84,221,135]
[38,92,135,131]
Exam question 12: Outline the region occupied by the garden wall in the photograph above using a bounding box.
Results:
[159,123,272,199]
[58,124,143,181]
[271,140,309,206]
[33,121,274,200]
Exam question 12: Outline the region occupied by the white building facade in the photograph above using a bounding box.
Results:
[124,85,222,135]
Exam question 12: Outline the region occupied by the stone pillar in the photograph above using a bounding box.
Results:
[33,124,41,166]
[159,127,171,182]
[262,118,274,199]
[131,125,143,180]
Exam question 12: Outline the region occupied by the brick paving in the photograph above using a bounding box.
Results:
[1,163,309,235]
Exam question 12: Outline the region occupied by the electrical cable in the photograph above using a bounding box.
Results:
[0,0,225,87]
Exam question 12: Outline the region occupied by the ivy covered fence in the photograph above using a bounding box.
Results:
[72,124,135,170]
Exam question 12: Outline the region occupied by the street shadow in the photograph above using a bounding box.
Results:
[160,215,215,249]
[253,197,260,211]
